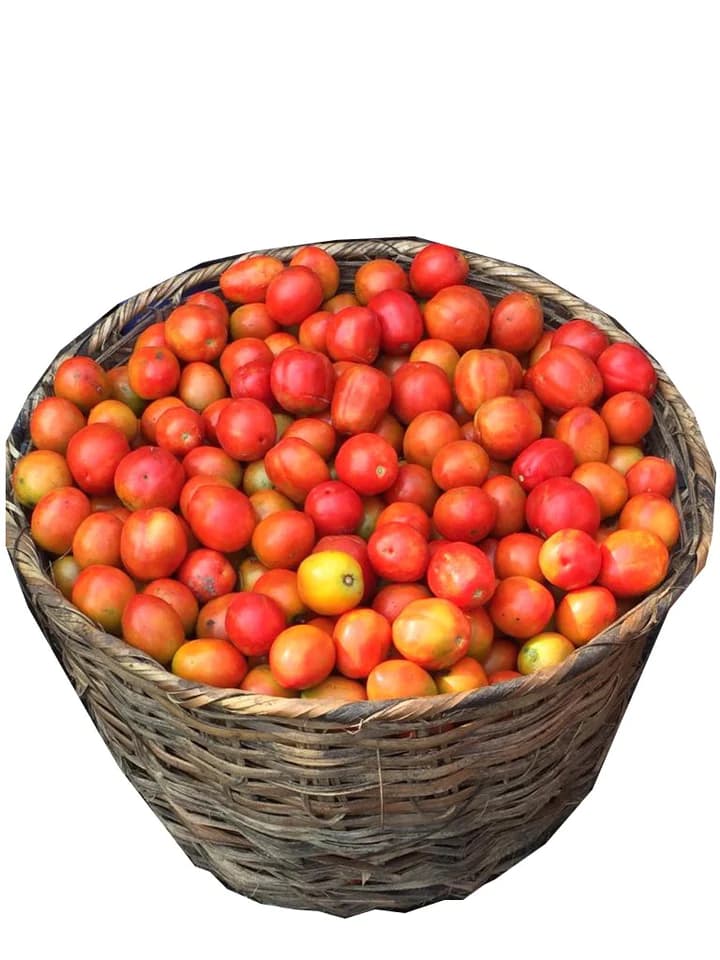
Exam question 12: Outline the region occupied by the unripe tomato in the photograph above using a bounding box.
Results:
[324,292,360,314]
[178,362,228,412]
[182,446,242,485]
[619,493,681,547]
[409,339,460,379]
[241,664,299,697]
[230,302,278,340]
[70,563,135,637]
[607,444,645,475]
[301,676,367,701]
[555,406,609,464]
[297,550,364,616]
[12,450,72,507]
[517,632,575,674]
[571,461,629,519]
[313,534,377,604]
[72,512,123,568]
[481,638,519,674]
[52,554,82,599]
[88,399,139,442]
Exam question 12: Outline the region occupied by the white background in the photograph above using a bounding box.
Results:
[2,3,718,958]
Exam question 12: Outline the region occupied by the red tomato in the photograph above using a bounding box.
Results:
[229,359,273,405]
[304,481,363,537]
[230,303,278,340]
[367,289,424,355]
[368,522,429,582]
[526,477,601,538]
[424,285,490,351]
[454,349,512,415]
[555,585,618,645]
[182,446,242,485]
[431,440,490,490]
[409,243,469,298]
[598,529,669,597]
[366,659,437,699]
[177,548,237,603]
[289,246,340,300]
[384,463,440,514]
[551,319,609,360]
[427,542,496,609]
[155,405,205,456]
[265,437,331,502]
[128,346,181,400]
[172,639,248,688]
[403,411,462,468]
[72,512,123,568]
[215,398,276,461]
[600,391,654,444]
[488,576,556,639]
[488,669,523,685]
[121,594,185,664]
[334,433,399,495]
[391,361,453,424]
[30,486,91,555]
[72,564,136,635]
[538,529,603,590]
[143,578,199,635]
[186,290,229,324]
[482,475,527,537]
[495,532,544,581]
[432,486,497,542]
[625,456,676,498]
[140,397,186,442]
[597,342,657,397]
[269,624,336,689]
[331,364,391,434]
[251,509,315,568]
[30,397,86,453]
[375,501,431,539]
[66,423,130,495]
[489,292,544,354]
[283,418,337,459]
[466,606,495,661]
[392,597,470,670]
[270,346,335,415]
[525,346,603,413]
[372,582,431,623]
[266,266,324,326]
[186,483,256,553]
[53,357,111,412]
[225,592,287,657]
[114,445,185,510]
[325,306,381,364]
[474,396,542,460]
[555,406,609,464]
[333,608,392,679]
[298,310,331,352]
[120,507,188,580]
[219,255,284,304]
[355,259,409,304]
[511,438,575,492]
[135,322,167,350]
[165,303,228,363]
[619,493,680,548]
[220,337,274,384]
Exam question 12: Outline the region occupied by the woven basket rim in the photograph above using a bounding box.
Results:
[6,237,716,723]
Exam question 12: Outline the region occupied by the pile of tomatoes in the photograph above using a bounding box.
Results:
[13,242,680,701]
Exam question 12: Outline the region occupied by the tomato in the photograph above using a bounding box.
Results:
[619,492,680,547]
[66,423,130,495]
[368,522,429,582]
[424,285,490,351]
[143,578,199,635]
[219,255,284,303]
[334,433,399,496]
[510,438,575,493]
[551,319,609,360]
[391,361,453,423]
[72,564,136,635]
[178,362,228,413]
[179,475,230,521]
[432,486,496,542]
[140,397,186,442]
[230,302,278,340]
[489,576,555,639]
[88,399,138,442]
[393,597,470,670]
[474,396,542,460]
[303,481,362,538]
[237,557,268,591]
[297,550,364,615]
[372,583,431,623]
[214,398,276,462]
[333,608,392,679]
[30,486,91,554]
[128,346,181,400]
[177,548,237,603]
[134,322,167,350]
[526,476,601,538]
[186,484,256,553]
[249,488,294,521]
[120,594,185,664]
[195,593,240,639]
[525,346,603,413]
[313,534,377,603]
[409,339,460,379]
[402,411,462,468]
[481,638,519,674]
[298,310,331,352]
[186,290,229,324]
[495,532,544,581]
[52,554,82,599]
[289,246,340,300]
[114,446,185,510]
[555,406,609,464]
[367,289,424,355]
[265,265,324,326]
[376,353,409,377]
[220,337,272,382]
[30,397,86,453]
[485,348,524,389]
[435,656,489,694]
[172,639,248,688]
[489,291,544,354]
[249,509,314,568]
[376,501,431,539]
[225,592,287,657]
[72,512,123,568]
[538,529,602,590]
[512,388,544,420]
[331,365,391,434]
[182,445,242,486]
[430,440,490,491]
[354,259,409,304]
[528,330,554,366]
[454,349,512,415]
[165,303,228,363]
[239,664,297,697]
[270,346,335,416]
[12,450,72,507]
[409,243,469,298]
[324,292,360,313]
[280,418,335,460]
[301,675,367,701]
[366,659,437,699]
[597,342,657,398]
[625,456,676,498]
[53,356,111,412]
[600,391,653,444]
[228,359,273,406]
[265,436,331,502]
[325,306,381,364]
[265,332,298,355]
[384,463,440,514]
[120,507,188,580]
[242,458,274,494]
[598,529,669,597]
[154,405,204,456]
[572,461,629,519]
[466,606,495,661]
[555,585,618,645]
[427,542,496,609]
[488,669,522,684]
[269,624,336,689]
[482,475,527,537]
[517,632,575,674]
[253,569,306,623]
[354,495,383,540]
[607,444,645,475]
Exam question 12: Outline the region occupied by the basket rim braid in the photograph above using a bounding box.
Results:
[6,237,715,725]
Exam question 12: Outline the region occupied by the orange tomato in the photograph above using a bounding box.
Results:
[253,569,307,623]
[172,639,248,688]
[555,586,618,645]
[598,529,670,597]
[12,449,73,507]
[572,461,629,519]
[392,597,471,670]
[268,624,336,689]
[71,564,136,635]
[333,608,392,678]
[301,676,367,701]
[366,659,437,699]
[619,493,681,548]
[435,656,489,694]
[121,594,186,664]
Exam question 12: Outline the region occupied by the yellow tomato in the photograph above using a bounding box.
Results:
[296,550,364,616]
[517,632,575,675]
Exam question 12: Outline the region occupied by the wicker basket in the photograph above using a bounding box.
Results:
[6,238,715,917]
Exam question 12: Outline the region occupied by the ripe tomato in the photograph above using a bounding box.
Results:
[177,548,237,603]
[240,664,298,697]
[324,292,360,314]
[253,568,306,622]
[226,592,287,657]
[333,608,392,679]
[30,397,86,453]
[313,534,377,603]
[53,357,111,412]
[368,522,429,582]
[283,418,336,459]
[12,450,72,507]
[72,564,136,635]
[489,292,544,354]
[155,405,204,456]
[625,456,676,498]
[182,445,242,485]
[195,593,241,639]
[128,346,181,400]
[237,557,268,592]
[403,411,462,468]
[432,486,496,542]
[391,361,453,424]
[367,289,424,355]
[356,496,385,540]
[510,438,575,492]
[481,638,519,674]
[251,509,315,568]
[229,359,273,406]
[219,337,273,383]
[269,624,336,689]
[607,444,645,475]
[30,486,91,554]
[454,349,512,415]
[301,676,367,701]
[538,529,602,590]
[265,436,331,502]
[572,461,629,519]
[72,512,123,568]
[551,319,609,360]
[186,290,229,324]
[120,507,188,580]
[555,585,618,645]
[619,492,680,548]
[372,583,431,623]
[600,391,654,444]
[466,606,495,661]
[375,501,431,539]
[178,362,228,413]
[230,302,278,340]
[431,440,490,490]
[172,639,248,688]
[355,258,409,304]
[298,310,331,352]
[66,423,130,495]
[186,484,256,553]
[249,488,295,521]
[297,550,364,615]
[87,399,138,442]
[219,254,284,303]
[178,475,232,520]
[525,346,603,413]
[366,659,437,699]
[135,322,167,350]
[216,398,276,461]
[334,433,399,495]
[474,396,542,460]
[427,542,496,609]
[495,532,544,581]
[143,578,199,635]
[517,632,575,674]
[393,597,470,670]
[598,529,669,597]
[165,303,228,363]
[331,365,391,434]
[488,669,522,684]
[325,306,381,364]
[289,246,340,300]
[526,477,601,538]
[114,446,185,510]
[140,396,186,442]
[489,576,555,639]
[512,388,544,420]
[424,285,490,351]
[121,594,185,664]
[265,331,299,356]
[435,656,489,694]
[482,475,527,537]
[409,243,469,298]
[304,481,363,537]
[266,265,324,326]
[270,346,335,415]
[384,463,440,514]
[409,339,460,379]
[597,342,657,397]
[555,406,609,464]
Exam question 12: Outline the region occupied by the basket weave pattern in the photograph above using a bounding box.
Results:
[6,238,714,916]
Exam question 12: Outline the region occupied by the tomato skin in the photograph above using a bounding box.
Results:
[625,456,676,498]
[230,302,278,340]
[409,243,469,298]
[517,632,575,675]
[403,411,462,468]
[270,346,335,416]
[607,444,645,475]
[431,440,490,491]
[510,438,575,493]
[289,246,340,300]
[301,675,367,701]
[333,608,392,679]
[432,486,497,542]
[526,476,601,538]
[313,534,377,603]
[30,397,86,453]
[482,475,527,537]
[435,656,489,694]
[155,405,205,456]
[424,285,491,351]
[186,484,256,553]
[226,592,287,656]
[393,597,471,671]
[304,481,363,538]
[128,346,181,400]
[391,361,453,424]
[555,406,609,465]
[140,397,186,443]
[481,638,519,674]
[555,585,618,645]
[283,418,337,459]
[53,356,112,412]
[177,548,238,603]
[454,349,512,415]
[178,475,232,520]
[220,337,274,384]
[488,669,523,684]
[551,319,609,360]
[265,332,298,356]
[182,446,242,486]
[331,365,391,434]
[600,391,654,444]
[30,486,92,555]
[355,259,409,304]
[325,306,381,364]
[87,399,139,442]
[489,577,556,640]
[219,255,284,304]
[572,461,629,519]
[72,564,137,635]
[619,492,681,547]
[165,303,228,363]
[269,624,336,689]
[489,292,544,354]
[474,396,542,460]
[372,583,431,623]
[427,542,497,610]
[335,433,399,496]
[114,446,185,510]
[186,290,229,324]
[72,512,123,568]
[298,310,331,352]
[297,550,364,616]
[172,639,248,688]
[597,342,657,398]
[376,501,431,539]
[525,346,603,413]
[538,529,602,590]
[66,423,130,495]
[250,509,315,568]
[384,463,440,514]
[368,522,429,582]
[409,339,460,380]
[249,488,294,522]
[253,568,306,623]
[52,554,82,599]
[366,659,437,699]
[266,266,324,326]
[121,594,186,664]
[135,322,167,350]
[495,532,544,581]
[265,436,331,503]
[324,292,360,314]
[143,578,199,635]
[195,593,241,639]
[367,289,424,355]
[216,398,276,461]
[120,507,188,580]
[598,529,669,597]
[179,362,229,414]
